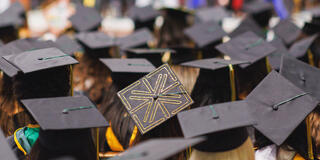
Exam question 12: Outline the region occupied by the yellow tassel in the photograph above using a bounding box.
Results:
[308,49,315,67]
[306,117,314,160]
[97,128,100,160]
[228,64,236,101]
[83,0,96,8]
[197,51,203,60]
[70,65,73,96]
[265,57,272,73]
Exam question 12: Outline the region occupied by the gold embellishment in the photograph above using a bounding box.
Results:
[14,128,27,155]
[129,126,138,146]
[26,124,40,128]
[118,64,193,134]
[106,126,124,152]
[306,118,314,160]
[96,128,99,160]
[308,49,315,67]
[265,57,272,73]
[70,65,73,96]
[228,64,236,101]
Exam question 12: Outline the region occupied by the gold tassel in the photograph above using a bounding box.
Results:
[228,64,236,101]
[265,57,272,73]
[97,128,100,160]
[308,49,315,67]
[306,117,314,160]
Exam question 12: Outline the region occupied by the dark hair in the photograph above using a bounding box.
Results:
[29,129,96,160]
[191,67,238,108]
[0,66,71,136]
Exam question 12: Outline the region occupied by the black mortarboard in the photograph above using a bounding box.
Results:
[178,100,255,138]
[100,58,155,89]
[268,38,289,70]
[242,0,274,27]
[303,22,320,35]
[117,28,154,50]
[280,55,320,101]
[229,17,265,38]
[177,101,255,152]
[0,129,18,160]
[216,31,276,68]
[75,31,115,57]
[0,47,78,77]
[195,6,231,23]
[69,4,102,32]
[181,58,248,71]
[161,7,193,19]
[169,47,199,65]
[273,19,301,46]
[20,96,107,130]
[123,48,173,67]
[56,35,83,56]
[117,64,193,134]
[109,137,205,160]
[127,6,160,30]
[184,21,227,48]
[246,71,319,145]
[288,35,317,60]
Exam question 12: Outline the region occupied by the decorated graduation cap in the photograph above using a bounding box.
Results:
[273,19,301,46]
[229,17,265,38]
[184,21,227,48]
[75,31,115,57]
[195,6,231,23]
[100,58,155,89]
[109,137,205,160]
[20,96,108,156]
[268,37,289,70]
[123,48,173,67]
[117,64,193,134]
[246,71,319,146]
[280,55,320,101]
[242,0,274,27]
[169,46,199,65]
[0,129,18,160]
[56,35,83,56]
[288,35,317,64]
[0,47,78,77]
[177,100,255,152]
[127,6,160,30]
[117,28,154,50]
[216,31,276,69]
[69,4,102,32]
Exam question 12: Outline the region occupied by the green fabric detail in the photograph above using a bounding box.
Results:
[15,126,40,154]
[24,127,40,147]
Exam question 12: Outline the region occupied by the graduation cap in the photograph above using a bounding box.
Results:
[0,47,78,77]
[109,137,205,160]
[117,28,154,50]
[100,58,155,89]
[20,96,107,130]
[216,31,276,68]
[195,6,231,23]
[56,35,83,56]
[0,129,18,160]
[75,31,115,57]
[160,7,193,19]
[20,96,108,157]
[273,19,301,46]
[246,71,319,145]
[280,55,320,101]
[184,21,227,48]
[288,35,317,61]
[169,47,199,65]
[127,6,160,30]
[69,4,102,32]
[242,0,274,27]
[229,17,265,38]
[117,64,194,134]
[181,58,248,71]
[123,48,173,67]
[268,38,289,70]
[177,101,255,152]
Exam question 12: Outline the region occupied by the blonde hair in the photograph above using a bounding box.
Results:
[170,65,199,94]
[189,137,255,160]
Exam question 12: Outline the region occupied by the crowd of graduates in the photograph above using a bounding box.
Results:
[2,0,320,160]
